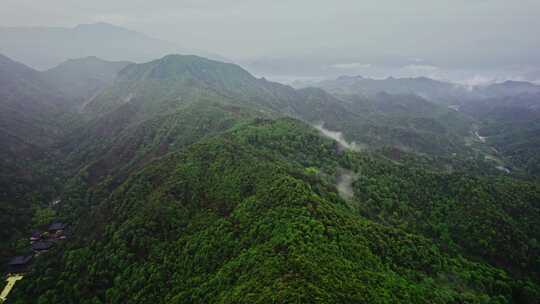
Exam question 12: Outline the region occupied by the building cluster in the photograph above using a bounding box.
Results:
[5,222,68,274]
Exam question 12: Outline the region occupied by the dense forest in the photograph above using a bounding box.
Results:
[10,119,540,303]
[1,53,540,303]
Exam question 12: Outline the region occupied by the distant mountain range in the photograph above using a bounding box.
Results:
[298,75,540,104]
[0,22,225,70]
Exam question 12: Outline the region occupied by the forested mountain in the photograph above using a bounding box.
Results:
[305,75,540,105]
[0,54,68,146]
[11,119,540,303]
[66,55,484,182]
[59,55,291,185]
[480,81,540,99]
[80,54,289,118]
[1,53,540,303]
[0,54,67,261]
[462,92,540,175]
[42,56,131,104]
[327,92,477,157]
[300,74,540,177]
[353,159,540,277]
[304,75,467,103]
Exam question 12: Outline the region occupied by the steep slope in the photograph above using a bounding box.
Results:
[462,92,540,176]
[42,56,131,105]
[0,54,68,262]
[59,55,354,183]
[41,53,514,230]
[308,91,478,159]
[81,54,307,119]
[78,55,480,165]
[11,119,539,303]
[352,157,540,278]
[64,100,260,186]
[0,54,68,146]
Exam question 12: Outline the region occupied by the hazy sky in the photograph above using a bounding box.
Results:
[2,0,540,81]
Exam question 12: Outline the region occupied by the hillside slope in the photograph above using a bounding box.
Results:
[42,56,131,105]
[12,119,539,303]
[3,54,540,303]
[0,54,69,262]
[462,92,540,176]
[77,55,481,167]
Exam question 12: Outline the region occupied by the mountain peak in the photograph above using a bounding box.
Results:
[118,54,253,82]
[63,56,106,64]
[0,53,38,74]
[160,53,209,63]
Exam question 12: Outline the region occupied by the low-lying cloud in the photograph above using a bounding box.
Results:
[403,64,439,72]
[314,123,364,152]
[335,169,357,201]
[330,62,372,70]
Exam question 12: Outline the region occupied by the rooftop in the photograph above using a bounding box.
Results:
[8,256,32,266]
[49,222,67,231]
[31,241,54,251]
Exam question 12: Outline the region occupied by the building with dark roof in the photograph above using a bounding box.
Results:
[31,241,54,252]
[48,222,67,232]
[30,230,41,242]
[7,255,32,273]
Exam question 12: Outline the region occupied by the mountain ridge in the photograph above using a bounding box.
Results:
[303,74,540,103]
[43,56,132,103]
[0,23,226,70]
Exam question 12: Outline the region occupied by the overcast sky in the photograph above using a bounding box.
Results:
[2,0,540,82]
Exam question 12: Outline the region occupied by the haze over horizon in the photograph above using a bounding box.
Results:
[2,0,540,84]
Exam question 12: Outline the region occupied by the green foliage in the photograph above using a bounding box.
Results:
[11,119,539,303]
[32,206,57,227]
[3,54,540,303]
[462,93,540,177]
[352,157,540,278]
